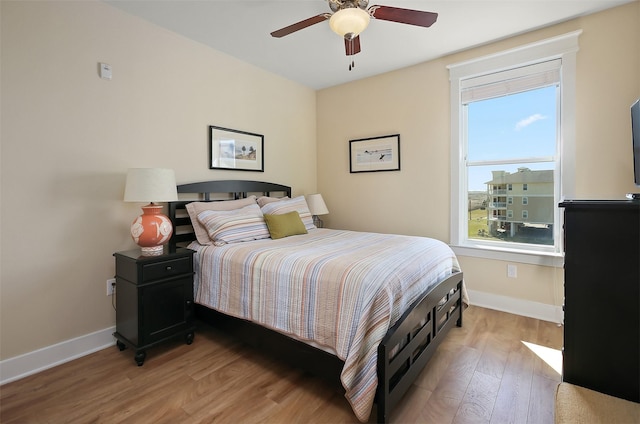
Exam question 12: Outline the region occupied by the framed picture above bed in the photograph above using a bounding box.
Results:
[209,125,264,172]
[349,134,400,173]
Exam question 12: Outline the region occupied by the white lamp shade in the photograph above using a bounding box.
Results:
[329,8,370,38]
[124,168,178,203]
[307,194,329,215]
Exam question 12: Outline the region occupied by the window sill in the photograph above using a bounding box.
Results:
[451,244,563,267]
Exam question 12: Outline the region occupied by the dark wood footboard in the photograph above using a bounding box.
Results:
[376,271,464,423]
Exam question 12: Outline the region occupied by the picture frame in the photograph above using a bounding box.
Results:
[349,134,401,173]
[209,125,264,172]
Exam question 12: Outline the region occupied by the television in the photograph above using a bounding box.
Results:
[633,98,640,190]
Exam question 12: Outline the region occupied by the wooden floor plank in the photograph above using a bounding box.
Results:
[420,393,462,424]
[0,306,562,423]
[490,348,535,424]
[453,371,501,424]
[527,374,559,424]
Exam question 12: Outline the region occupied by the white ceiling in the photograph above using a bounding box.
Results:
[104,0,633,89]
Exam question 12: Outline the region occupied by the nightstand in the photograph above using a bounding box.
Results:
[113,247,196,366]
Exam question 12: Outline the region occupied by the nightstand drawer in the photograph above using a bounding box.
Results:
[142,257,192,282]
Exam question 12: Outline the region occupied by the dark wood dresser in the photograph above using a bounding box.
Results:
[559,199,639,402]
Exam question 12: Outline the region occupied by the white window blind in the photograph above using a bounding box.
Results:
[461,59,561,104]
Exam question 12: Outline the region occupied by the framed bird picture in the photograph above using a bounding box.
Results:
[349,134,400,173]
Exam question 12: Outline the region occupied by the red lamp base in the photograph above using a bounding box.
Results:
[130,203,173,256]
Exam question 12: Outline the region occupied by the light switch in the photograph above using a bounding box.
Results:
[99,62,112,80]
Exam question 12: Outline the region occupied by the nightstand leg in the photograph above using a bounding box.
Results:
[134,350,146,366]
[185,332,194,345]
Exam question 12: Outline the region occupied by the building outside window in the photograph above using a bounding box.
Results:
[485,168,553,243]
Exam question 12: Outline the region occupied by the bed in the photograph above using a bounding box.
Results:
[168,180,465,423]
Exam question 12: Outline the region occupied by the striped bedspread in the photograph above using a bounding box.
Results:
[190,228,461,422]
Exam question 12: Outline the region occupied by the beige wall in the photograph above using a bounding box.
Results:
[1,0,638,363]
[0,0,316,360]
[317,3,639,309]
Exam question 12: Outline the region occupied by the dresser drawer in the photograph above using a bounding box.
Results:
[141,257,192,282]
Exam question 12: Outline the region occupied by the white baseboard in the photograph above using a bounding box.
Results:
[0,326,115,385]
[0,290,562,385]
[467,289,563,324]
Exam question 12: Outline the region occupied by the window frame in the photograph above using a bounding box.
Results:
[448,31,580,267]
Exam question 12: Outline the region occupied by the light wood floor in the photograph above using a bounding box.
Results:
[0,306,562,423]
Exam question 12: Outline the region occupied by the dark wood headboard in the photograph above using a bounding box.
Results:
[168,180,292,248]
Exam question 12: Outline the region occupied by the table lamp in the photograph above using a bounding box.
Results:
[306,193,329,228]
[124,168,178,255]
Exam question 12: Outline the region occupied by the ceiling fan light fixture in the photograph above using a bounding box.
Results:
[329,7,370,39]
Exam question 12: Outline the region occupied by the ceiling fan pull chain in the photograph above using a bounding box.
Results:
[349,39,352,70]
[347,38,354,71]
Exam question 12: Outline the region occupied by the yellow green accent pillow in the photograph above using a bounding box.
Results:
[263,211,308,239]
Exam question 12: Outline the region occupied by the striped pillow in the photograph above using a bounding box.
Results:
[186,196,258,245]
[197,203,270,246]
[260,196,316,231]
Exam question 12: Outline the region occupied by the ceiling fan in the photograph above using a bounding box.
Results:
[270,0,438,70]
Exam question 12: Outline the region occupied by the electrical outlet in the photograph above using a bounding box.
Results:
[106,278,116,296]
[507,264,518,278]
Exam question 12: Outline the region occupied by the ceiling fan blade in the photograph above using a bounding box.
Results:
[345,36,361,56]
[270,13,331,38]
[368,5,438,27]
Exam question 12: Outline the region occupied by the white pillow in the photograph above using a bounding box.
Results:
[256,195,289,207]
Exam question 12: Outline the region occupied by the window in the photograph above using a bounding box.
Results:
[465,69,559,248]
[448,31,579,264]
